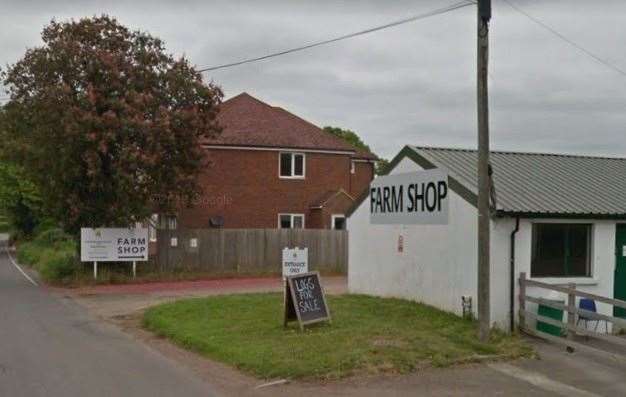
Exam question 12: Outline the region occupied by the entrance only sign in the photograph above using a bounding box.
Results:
[369,169,449,225]
[80,228,149,262]
[282,247,308,278]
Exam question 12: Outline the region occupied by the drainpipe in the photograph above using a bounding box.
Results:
[509,217,520,333]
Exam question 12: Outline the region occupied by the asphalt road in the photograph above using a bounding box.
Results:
[0,240,217,397]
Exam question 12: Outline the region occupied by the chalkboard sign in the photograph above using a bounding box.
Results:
[284,271,331,330]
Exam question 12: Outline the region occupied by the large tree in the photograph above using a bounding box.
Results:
[1,16,222,234]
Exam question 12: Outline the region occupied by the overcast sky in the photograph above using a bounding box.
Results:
[1,0,625,159]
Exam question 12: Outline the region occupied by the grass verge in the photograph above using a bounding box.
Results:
[143,293,532,380]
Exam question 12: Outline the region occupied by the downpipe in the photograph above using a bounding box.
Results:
[509,217,520,333]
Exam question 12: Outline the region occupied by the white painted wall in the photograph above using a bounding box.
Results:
[349,157,510,327]
[349,156,619,332]
[490,217,516,328]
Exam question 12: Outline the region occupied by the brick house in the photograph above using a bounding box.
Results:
[170,92,376,231]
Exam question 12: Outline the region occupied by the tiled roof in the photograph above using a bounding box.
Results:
[407,145,626,217]
[205,93,377,159]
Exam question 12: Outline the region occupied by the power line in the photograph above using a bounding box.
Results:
[1,1,475,88]
[500,0,626,78]
[197,0,476,72]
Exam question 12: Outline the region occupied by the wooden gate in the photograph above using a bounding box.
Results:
[519,272,626,361]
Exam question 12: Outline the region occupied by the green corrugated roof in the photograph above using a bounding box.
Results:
[408,145,626,217]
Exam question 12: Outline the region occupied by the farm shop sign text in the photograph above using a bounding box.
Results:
[370,169,449,225]
[81,228,149,262]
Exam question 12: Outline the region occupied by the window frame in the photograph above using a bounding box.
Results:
[149,213,159,242]
[277,213,305,229]
[279,152,305,179]
[167,215,177,230]
[530,222,593,279]
[331,214,346,230]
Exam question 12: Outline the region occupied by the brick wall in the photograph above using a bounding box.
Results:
[311,193,354,229]
[177,148,373,229]
[350,161,374,197]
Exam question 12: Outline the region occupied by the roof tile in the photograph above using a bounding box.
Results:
[204,93,376,160]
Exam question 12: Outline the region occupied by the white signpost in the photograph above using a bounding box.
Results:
[80,227,149,279]
[282,247,308,279]
[369,169,449,225]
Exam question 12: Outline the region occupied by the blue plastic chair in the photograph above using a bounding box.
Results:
[576,298,608,333]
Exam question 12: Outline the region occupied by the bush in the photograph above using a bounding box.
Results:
[16,227,77,284]
[0,163,43,238]
[32,218,60,236]
[16,241,44,266]
[36,243,77,282]
[0,215,10,233]
[34,227,73,245]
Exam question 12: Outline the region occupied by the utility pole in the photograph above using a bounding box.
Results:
[477,0,491,342]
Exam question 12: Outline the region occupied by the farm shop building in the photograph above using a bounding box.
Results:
[348,145,626,331]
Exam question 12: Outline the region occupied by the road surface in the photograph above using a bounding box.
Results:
[0,239,217,397]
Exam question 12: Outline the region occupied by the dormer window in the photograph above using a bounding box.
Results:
[279,152,305,178]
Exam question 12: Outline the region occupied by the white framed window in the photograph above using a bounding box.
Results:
[149,213,159,242]
[350,161,355,174]
[167,215,177,230]
[279,152,305,178]
[278,213,305,229]
[331,214,346,230]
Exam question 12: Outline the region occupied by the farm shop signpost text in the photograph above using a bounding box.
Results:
[370,169,449,225]
[284,271,331,330]
[80,227,149,279]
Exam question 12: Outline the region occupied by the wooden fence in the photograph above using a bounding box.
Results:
[154,228,348,275]
[519,272,626,361]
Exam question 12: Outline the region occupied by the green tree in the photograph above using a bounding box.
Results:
[0,108,43,236]
[323,126,371,152]
[0,162,42,236]
[375,158,390,175]
[1,16,222,234]
[323,126,389,175]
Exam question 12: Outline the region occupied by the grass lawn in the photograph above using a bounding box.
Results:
[143,293,532,380]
